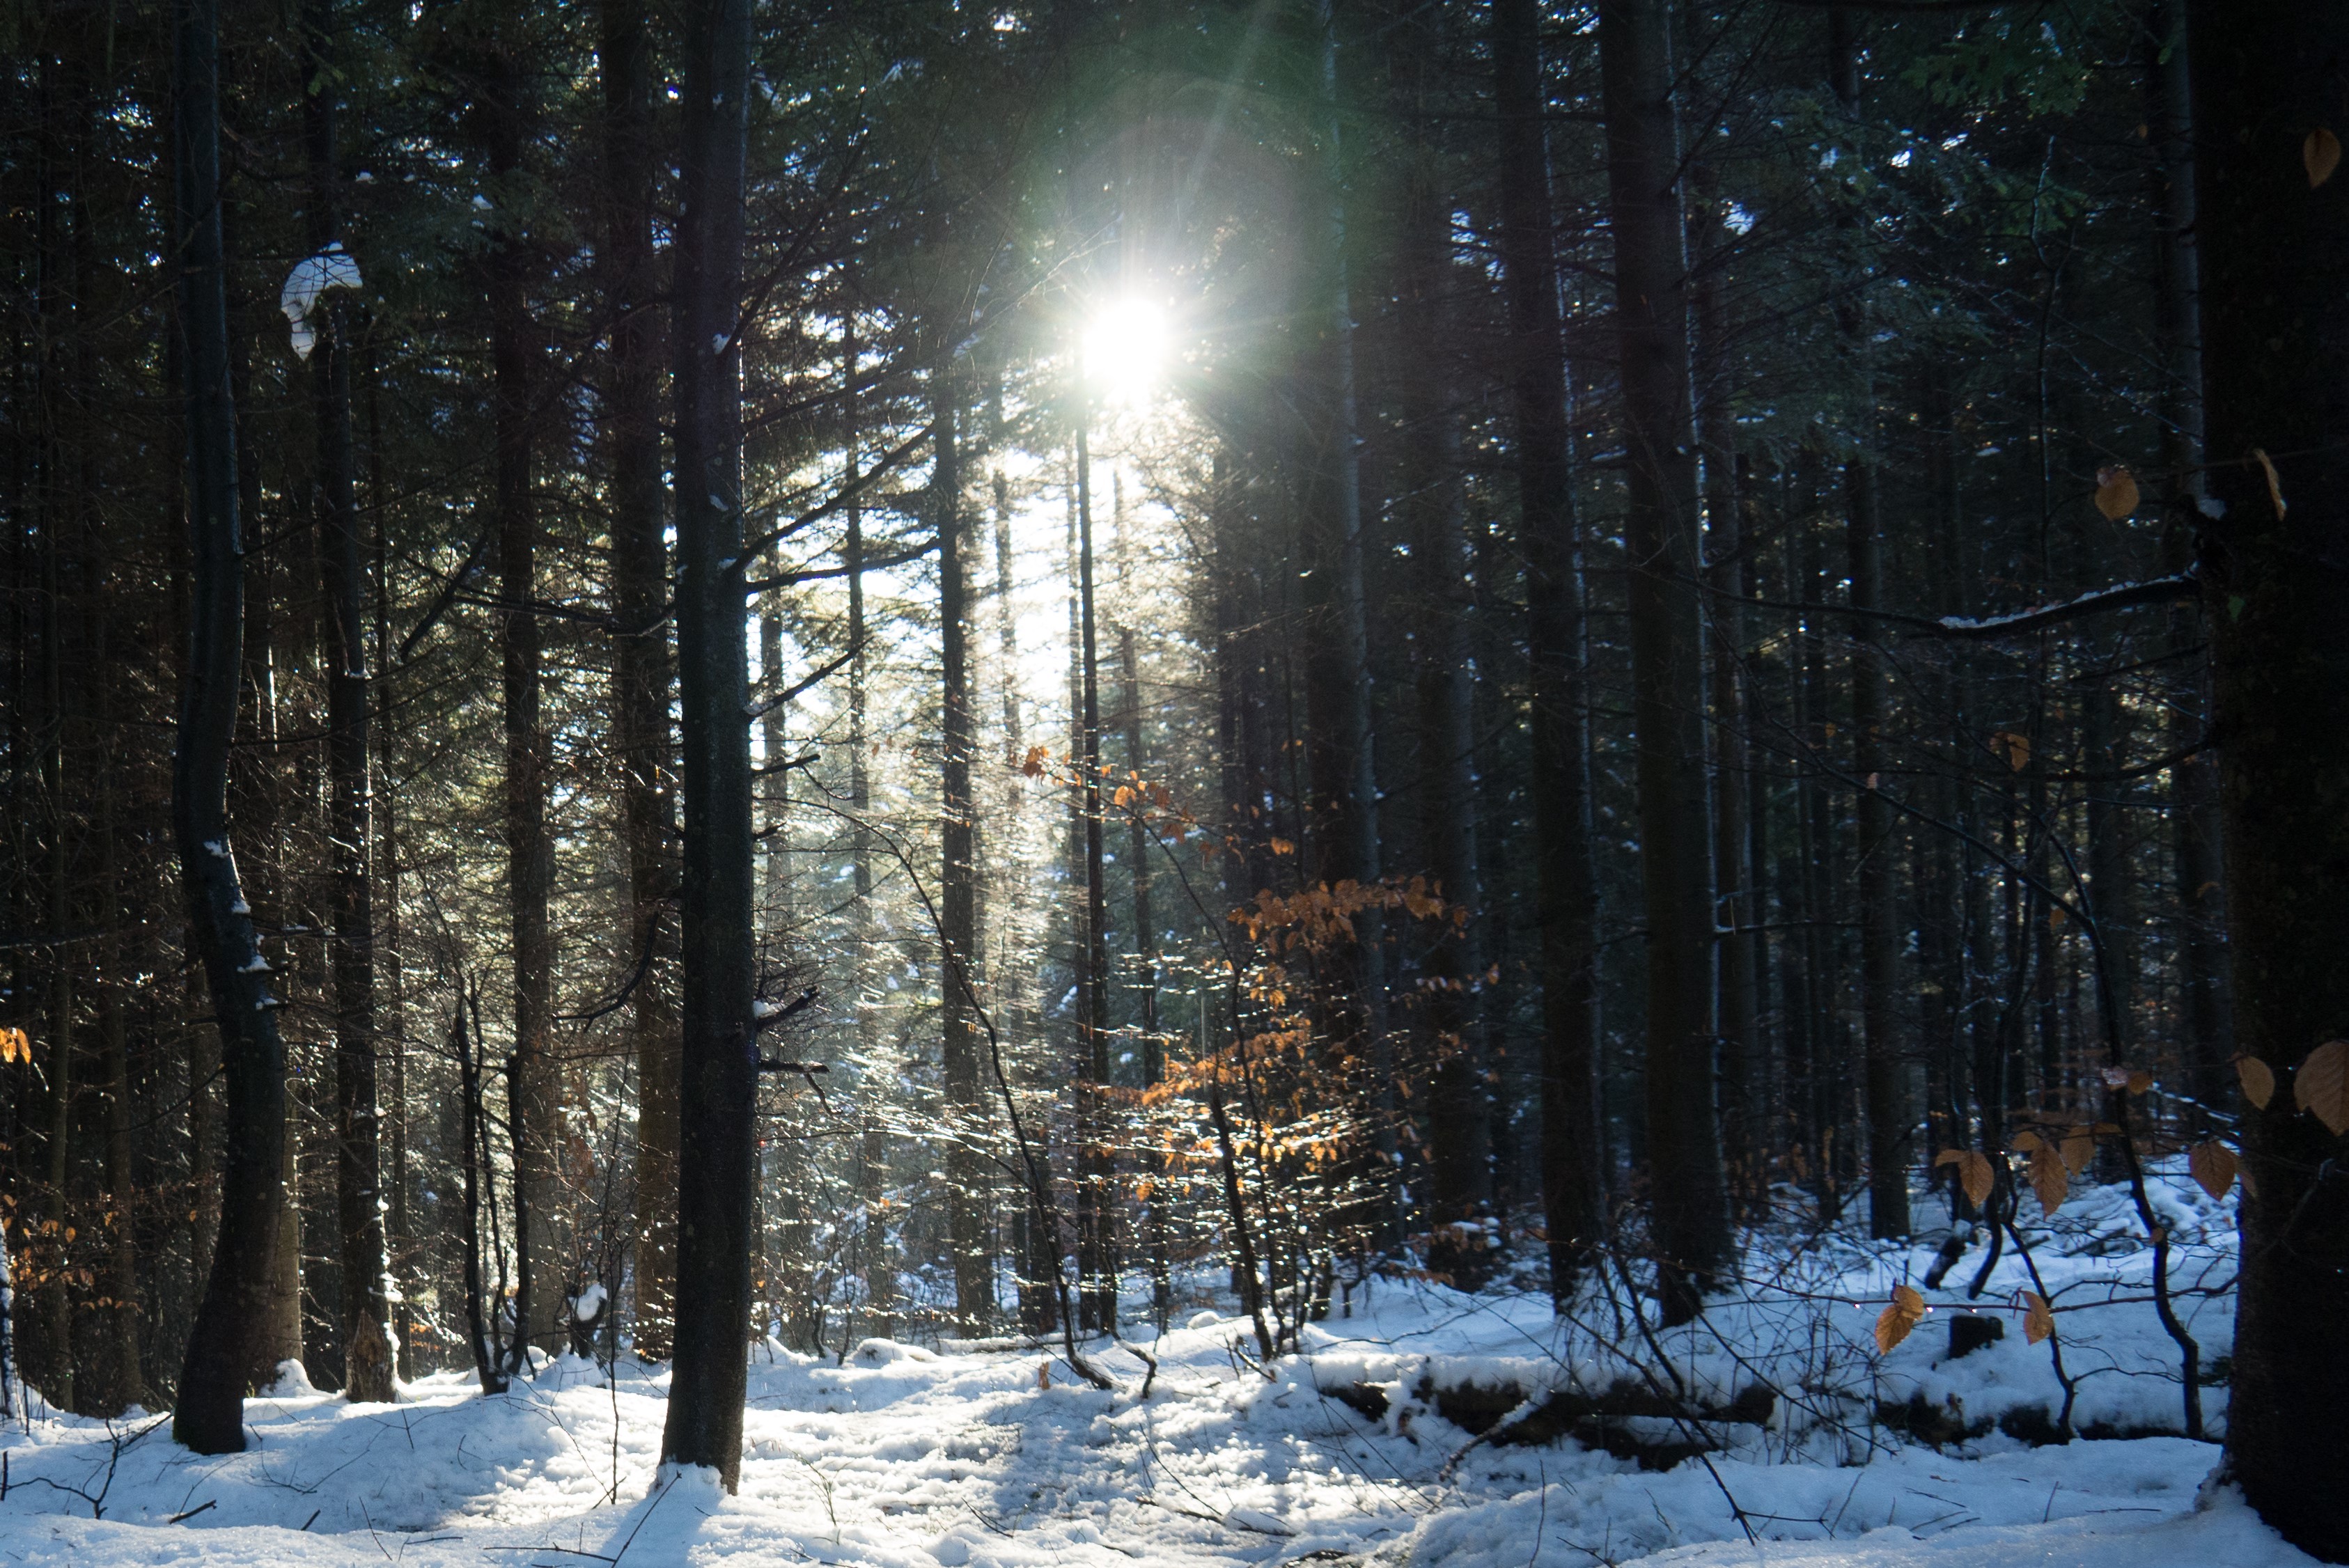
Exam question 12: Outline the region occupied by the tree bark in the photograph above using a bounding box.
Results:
[483,36,556,1357]
[1073,421,1115,1333]
[2190,1,2349,1554]
[600,0,680,1362]
[660,0,755,1489]
[1298,1,1389,1250]
[171,0,290,1452]
[1495,0,1605,1301]
[1846,464,1909,1239]
[304,0,392,1402]
[937,389,991,1331]
[1598,0,1730,1320]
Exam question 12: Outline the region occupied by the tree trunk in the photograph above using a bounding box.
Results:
[1846,463,1909,1239]
[486,38,559,1359]
[1073,421,1115,1333]
[660,0,755,1489]
[171,0,290,1452]
[1598,0,1730,1320]
[2146,3,2229,1124]
[600,0,680,1363]
[1298,0,1389,1255]
[2190,2,2349,1553]
[937,388,990,1332]
[304,0,391,1402]
[1495,0,1605,1301]
[1397,20,1489,1288]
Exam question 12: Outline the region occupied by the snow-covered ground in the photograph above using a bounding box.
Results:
[0,1168,2311,1567]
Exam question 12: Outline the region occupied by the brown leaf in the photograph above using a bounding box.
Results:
[2127,1069,2154,1097]
[2308,127,2343,188]
[1874,1284,1928,1355]
[2252,448,2288,519]
[1956,1150,1995,1207]
[1934,1149,1965,1168]
[2031,1141,2070,1214]
[1020,744,1049,778]
[2061,1125,2097,1176]
[2011,1129,2044,1153]
[2294,1039,2349,1135]
[2188,1141,2239,1202]
[1990,730,2031,771]
[2022,1291,2056,1345]
[2237,1055,2277,1110]
[2093,465,2139,521]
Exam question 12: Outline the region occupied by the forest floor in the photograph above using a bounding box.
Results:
[0,1165,2313,1567]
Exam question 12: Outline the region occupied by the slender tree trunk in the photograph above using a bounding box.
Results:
[1846,463,1909,1239]
[1299,0,1389,1252]
[97,698,141,1413]
[304,0,391,1400]
[2145,3,2227,1123]
[600,0,680,1362]
[485,40,556,1358]
[172,0,290,1451]
[843,321,894,1338]
[937,389,991,1332]
[1073,421,1114,1333]
[1692,185,1758,1213]
[1396,24,1489,1287]
[2190,3,2349,1553]
[660,0,755,1490]
[1598,0,1729,1320]
[1494,0,1604,1301]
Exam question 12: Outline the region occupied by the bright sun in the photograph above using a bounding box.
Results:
[1080,297,1170,407]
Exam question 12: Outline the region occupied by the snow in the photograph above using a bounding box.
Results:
[280,244,365,361]
[0,1168,2308,1567]
[575,1283,609,1324]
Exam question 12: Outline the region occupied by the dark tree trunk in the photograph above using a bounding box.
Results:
[304,0,391,1402]
[1397,17,1489,1287]
[600,0,680,1362]
[2190,1,2349,1554]
[487,41,558,1358]
[172,0,289,1454]
[660,0,755,1489]
[2146,4,2229,1123]
[1495,0,1605,1302]
[1598,0,1730,1320]
[1846,464,1909,1239]
[1297,1,1389,1249]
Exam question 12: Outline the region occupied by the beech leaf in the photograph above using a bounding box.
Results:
[1956,1150,1994,1207]
[2093,465,2139,521]
[2308,127,2342,189]
[1873,1284,1927,1355]
[2237,1055,2277,1110]
[2022,1290,2056,1345]
[2031,1141,2069,1214]
[2011,1129,2043,1153]
[2188,1140,2239,1202]
[2294,1039,2349,1135]
[2061,1125,2097,1176]
[2127,1069,2154,1096]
